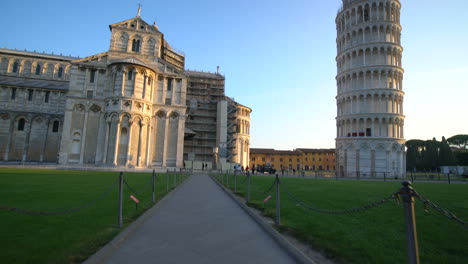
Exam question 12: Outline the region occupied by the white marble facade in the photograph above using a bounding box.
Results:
[58,16,187,168]
[0,14,251,169]
[335,0,406,178]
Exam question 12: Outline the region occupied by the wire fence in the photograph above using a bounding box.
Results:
[211,170,468,264]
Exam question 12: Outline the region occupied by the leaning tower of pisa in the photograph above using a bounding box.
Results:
[335,0,405,178]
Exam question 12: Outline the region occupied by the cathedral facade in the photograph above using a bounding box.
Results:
[335,0,406,178]
[0,14,251,169]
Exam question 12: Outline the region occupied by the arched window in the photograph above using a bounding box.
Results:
[57,67,64,78]
[364,8,369,22]
[90,70,96,83]
[128,70,133,80]
[11,88,16,100]
[132,39,141,52]
[12,61,19,73]
[52,121,59,132]
[35,64,41,75]
[18,118,25,131]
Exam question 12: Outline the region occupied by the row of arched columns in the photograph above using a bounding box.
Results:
[111,31,158,57]
[237,107,251,117]
[110,64,155,100]
[1,57,70,80]
[335,140,405,178]
[237,119,250,135]
[337,0,401,34]
[337,45,402,72]
[101,112,152,167]
[337,116,404,139]
[337,24,401,52]
[236,137,250,167]
[337,68,403,92]
[0,112,62,162]
[337,92,403,116]
[93,109,184,167]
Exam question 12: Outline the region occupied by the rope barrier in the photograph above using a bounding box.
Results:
[282,183,398,215]
[0,177,119,216]
[414,192,468,228]
[123,176,153,196]
[245,178,277,196]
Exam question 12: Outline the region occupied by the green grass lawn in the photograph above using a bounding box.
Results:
[0,168,188,264]
[214,173,468,264]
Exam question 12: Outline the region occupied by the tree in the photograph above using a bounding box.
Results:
[422,138,439,171]
[439,136,456,166]
[455,151,468,166]
[406,140,425,171]
[447,134,468,150]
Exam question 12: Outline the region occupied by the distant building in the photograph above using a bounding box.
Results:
[250,148,336,171]
[0,11,251,169]
[335,0,405,178]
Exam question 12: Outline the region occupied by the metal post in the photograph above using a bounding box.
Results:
[384,172,386,182]
[275,174,281,225]
[247,172,251,203]
[152,169,156,203]
[400,181,420,264]
[448,173,451,184]
[118,172,124,228]
[173,170,176,188]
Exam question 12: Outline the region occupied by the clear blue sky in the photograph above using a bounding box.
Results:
[2,0,467,150]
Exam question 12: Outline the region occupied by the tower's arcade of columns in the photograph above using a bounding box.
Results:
[335,0,405,178]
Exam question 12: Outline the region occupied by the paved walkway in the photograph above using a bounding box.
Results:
[88,173,297,264]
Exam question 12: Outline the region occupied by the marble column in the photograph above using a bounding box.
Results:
[40,117,51,162]
[102,120,111,164]
[121,71,126,96]
[176,116,185,167]
[142,75,147,99]
[3,117,15,161]
[22,115,33,162]
[145,123,152,167]
[113,120,121,166]
[137,121,145,167]
[79,110,89,164]
[126,121,134,166]
[162,116,170,167]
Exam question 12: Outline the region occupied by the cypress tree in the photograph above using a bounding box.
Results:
[439,136,456,166]
[423,139,439,171]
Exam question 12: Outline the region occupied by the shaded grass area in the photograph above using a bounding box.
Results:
[0,168,189,264]
[212,173,468,264]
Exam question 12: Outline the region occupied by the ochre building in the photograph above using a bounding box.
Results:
[250,148,336,171]
[0,12,251,169]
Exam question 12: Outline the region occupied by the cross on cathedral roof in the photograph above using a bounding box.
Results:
[137,3,142,17]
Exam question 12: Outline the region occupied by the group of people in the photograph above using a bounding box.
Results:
[233,164,257,175]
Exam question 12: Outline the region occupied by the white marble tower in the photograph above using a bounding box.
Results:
[335,0,406,178]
